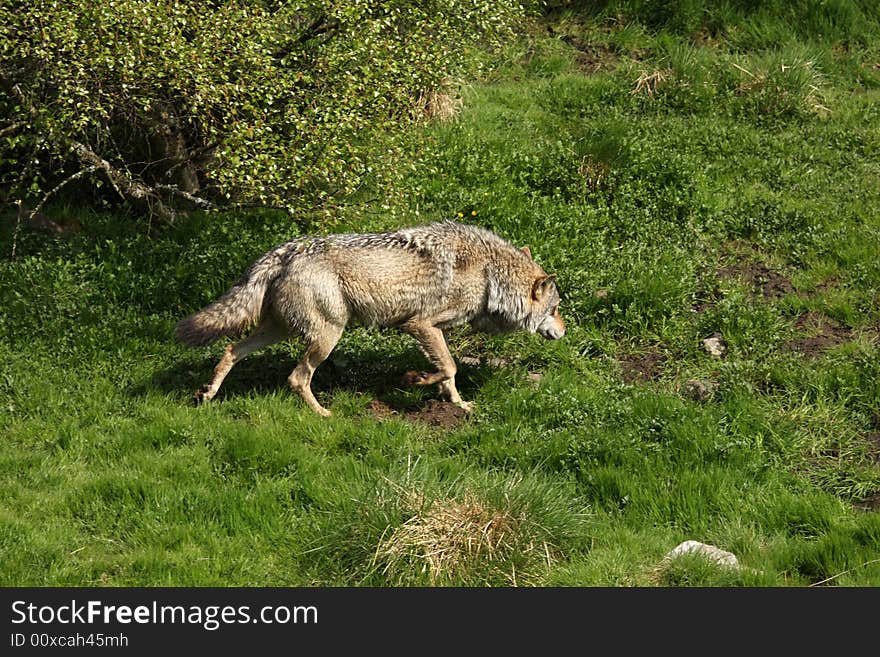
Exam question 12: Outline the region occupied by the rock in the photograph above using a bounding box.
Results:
[663,540,740,570]
[525,372,543,388]
[702,334,726,358]
[682,379,715,402]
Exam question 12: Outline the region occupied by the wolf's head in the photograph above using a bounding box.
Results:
[529,274,566,339]
[475,242,567,338]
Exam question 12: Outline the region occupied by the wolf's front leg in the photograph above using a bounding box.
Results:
[437,378,473,413]
[401,322,473,413]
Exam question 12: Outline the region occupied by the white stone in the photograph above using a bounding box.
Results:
[664,540,740,570]
[702,335,726,357]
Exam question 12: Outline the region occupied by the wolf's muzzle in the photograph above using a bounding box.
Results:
[538,313,566,340]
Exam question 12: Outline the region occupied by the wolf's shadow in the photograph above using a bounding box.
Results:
[140,344,489,412]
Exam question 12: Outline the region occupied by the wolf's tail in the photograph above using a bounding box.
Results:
[175,247,287,347]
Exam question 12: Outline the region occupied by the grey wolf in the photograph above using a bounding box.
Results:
[175,221,565,416]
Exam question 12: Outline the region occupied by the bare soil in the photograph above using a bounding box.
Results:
[366,398,469,429]
[854,493,880,511]
[787,311,853,356]
[619,351,665,383]
[563,37,619,73]
[366,399,398,421]
[717,261,795,300]
[406,400,470,428]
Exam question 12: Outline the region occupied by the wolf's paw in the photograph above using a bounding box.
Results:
[403,370,429,386]
[455,400,474,413]
[193,385,212,406]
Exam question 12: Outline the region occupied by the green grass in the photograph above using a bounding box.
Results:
[2,4,880,586]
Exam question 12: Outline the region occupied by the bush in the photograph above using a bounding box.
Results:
[0,0,524,222]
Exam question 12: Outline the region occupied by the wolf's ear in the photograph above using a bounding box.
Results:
[531,274,557,301]
[521,246,532,259]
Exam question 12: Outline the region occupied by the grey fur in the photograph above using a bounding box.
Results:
[175,221,565,415]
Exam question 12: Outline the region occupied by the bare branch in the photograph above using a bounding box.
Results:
[71,141,176,222]
[0,120,26,138]
[11,200,23,260]
[154,184,217,210]
[31,166,96,216]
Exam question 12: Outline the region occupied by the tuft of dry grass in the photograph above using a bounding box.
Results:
[372,485,554,585]
[631,69,671,96]
[413,79,464,122]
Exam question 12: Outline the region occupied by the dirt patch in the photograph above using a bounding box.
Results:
[854,493,880,511]
[366,398,468,430]
[565,38,618,73]
[406,400,469,429]
[717,261,795,300]
[366,399,398,421]
[786,311,853,356]
[619,351,665,383]
[545,25,619,73]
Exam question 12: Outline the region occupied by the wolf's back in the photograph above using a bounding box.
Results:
[175,245,287,347]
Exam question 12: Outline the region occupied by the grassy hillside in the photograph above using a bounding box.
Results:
[2,3,879,586]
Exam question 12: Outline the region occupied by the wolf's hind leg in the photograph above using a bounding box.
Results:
[402,323,472,412]
[288,324,344,417]
[194,317,289,404]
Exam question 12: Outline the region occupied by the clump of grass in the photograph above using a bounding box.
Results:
[624,36,830,119]
[732,53,829,118]
[373,490,533,585]
[362,471,589,586]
